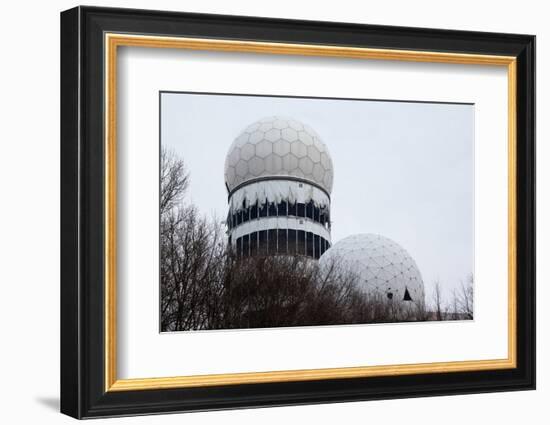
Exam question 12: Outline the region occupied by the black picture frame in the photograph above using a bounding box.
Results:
[61,5,535,419]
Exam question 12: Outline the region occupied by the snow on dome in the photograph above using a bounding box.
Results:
[229,180,330,212]
[319,234,425,305]
[224,116,334,194]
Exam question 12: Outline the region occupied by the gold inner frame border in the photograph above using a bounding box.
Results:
[104,33,517,392]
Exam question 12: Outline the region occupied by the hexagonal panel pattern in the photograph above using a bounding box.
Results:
[319,234,425,305]
[240,143,255,161]
[273,140,291,156]
[299,157,314,174]
[264,154,283,174]
[282,153,299,171]
[224,116,333,193]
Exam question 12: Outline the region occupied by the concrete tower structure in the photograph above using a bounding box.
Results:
[224,116,334,259]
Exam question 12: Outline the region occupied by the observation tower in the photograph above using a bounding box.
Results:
[224,116,334,259]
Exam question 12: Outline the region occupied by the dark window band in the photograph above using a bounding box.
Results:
[227,200,330,230]
[235,229,331,260]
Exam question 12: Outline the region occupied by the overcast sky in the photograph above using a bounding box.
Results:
[161,92,473,300]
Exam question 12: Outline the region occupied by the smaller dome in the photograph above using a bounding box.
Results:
[319,234,425,304]
[224,116,334,194]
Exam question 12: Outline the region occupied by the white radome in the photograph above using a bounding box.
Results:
[319,234,425,305]
[224,116,334,193]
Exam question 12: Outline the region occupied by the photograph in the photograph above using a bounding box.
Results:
[159,92,474,332]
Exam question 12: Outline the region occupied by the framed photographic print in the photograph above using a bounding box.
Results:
[60,6,535,419]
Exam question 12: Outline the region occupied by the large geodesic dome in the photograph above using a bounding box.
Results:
[319,234,425,305]
[224,116,334,194]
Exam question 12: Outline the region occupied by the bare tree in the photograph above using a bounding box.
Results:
[160,147,189,216]
[454,274,474,319]
[160,207,227,331]
[432,280,445,321]
[160,148,225,331]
